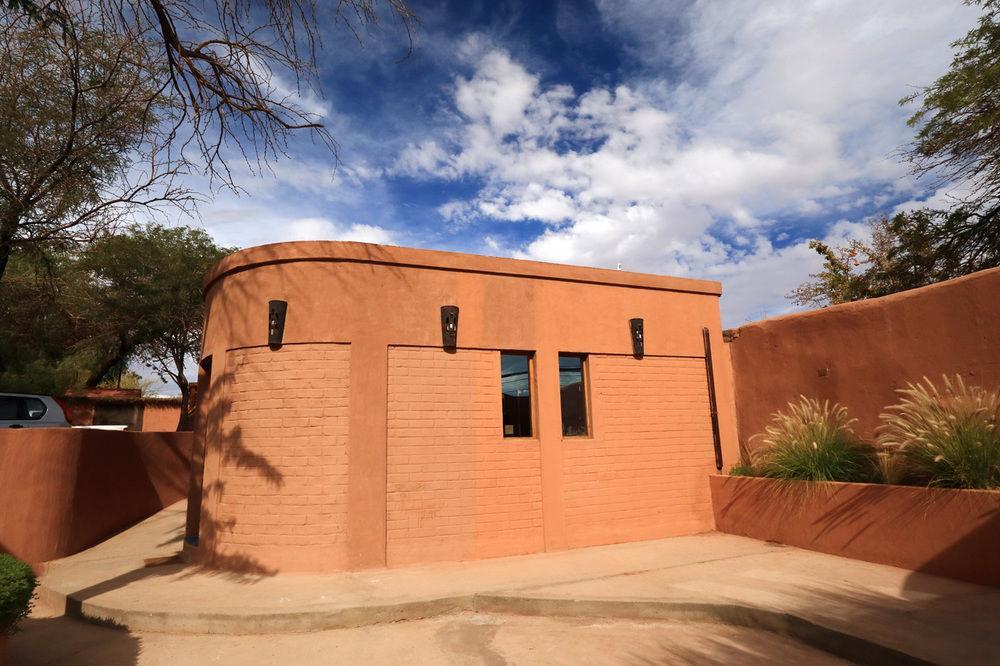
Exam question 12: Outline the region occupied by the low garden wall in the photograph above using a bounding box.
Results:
[0,429,192,567]
[710,475,1000,587]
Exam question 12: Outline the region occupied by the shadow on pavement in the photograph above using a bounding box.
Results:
[8,614,141,666]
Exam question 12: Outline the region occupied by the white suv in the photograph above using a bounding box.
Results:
[0,393,72,429]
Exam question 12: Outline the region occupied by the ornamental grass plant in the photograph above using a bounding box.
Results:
[750,397,877,483]
[878,375,1000,490]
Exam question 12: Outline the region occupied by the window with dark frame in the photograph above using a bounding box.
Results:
[0,397,17,420]
[22,398,46,420]
[559,354,589,436]
[0,396,46,421]
[501,352,533,437]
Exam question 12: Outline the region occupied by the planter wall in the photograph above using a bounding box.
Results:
[710,474,1000,587]
[0,430,192,568]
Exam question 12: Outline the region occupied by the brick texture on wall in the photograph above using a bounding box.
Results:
[563,355,716,548]
[385,346,545,566]
[213,343,351,569]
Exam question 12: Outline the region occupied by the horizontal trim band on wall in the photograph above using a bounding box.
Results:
[203,241,723,298]
[219,341,707,361]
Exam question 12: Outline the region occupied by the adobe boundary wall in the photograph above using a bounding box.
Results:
[710,475,1000,587]
[61,395,184,432]
[726,268,1000,447]
[0,429,192,567]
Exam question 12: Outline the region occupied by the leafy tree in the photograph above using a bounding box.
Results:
[78,224,231,429]
[793,0,1000,308]
[3,0,418,188]
[0,247,97,393]
[0,225,229,430]
[788,208,998,307]
[0,11,187,281]
[1,0,417,282]
[903,0,1000,206]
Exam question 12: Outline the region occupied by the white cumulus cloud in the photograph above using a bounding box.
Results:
[394,1,978,325]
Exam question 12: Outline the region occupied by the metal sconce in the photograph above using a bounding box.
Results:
[441,305,459,349]
[268,300,288,348]
[629,318,644,358]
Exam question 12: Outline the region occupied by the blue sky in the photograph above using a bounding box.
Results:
[192,0,979,328]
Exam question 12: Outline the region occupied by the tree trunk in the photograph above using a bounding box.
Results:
[177,379,193,432]
[0,236,12,283]
[0,213,19,283]
[0,245,9,282]
[85,339,132,388]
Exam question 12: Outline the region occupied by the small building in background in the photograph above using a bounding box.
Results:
[61,387,193,432]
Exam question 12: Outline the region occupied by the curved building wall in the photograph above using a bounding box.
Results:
[187,241,737,573]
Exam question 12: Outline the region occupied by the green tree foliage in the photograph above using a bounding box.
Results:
[793,0,1000,307]
[0,11,186,282]
[0,248,97,393]
[1,0,416,215]
[0,225,230,426]
[789,207,999,307]
[79,224,231,428]
[903,0,1000,205]
[1,0,416,283]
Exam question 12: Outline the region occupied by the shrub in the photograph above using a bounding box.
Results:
[750,397,877,482]
[878,375,1000,490]
[0,554,36,635]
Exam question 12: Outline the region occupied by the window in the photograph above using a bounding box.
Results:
[501,352,533,437]
[23,398,46,420]
[0,397,16,420]
[0,396,45,421]
[559,355,589,436]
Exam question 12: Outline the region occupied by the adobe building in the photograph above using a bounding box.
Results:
[184,241,739,573]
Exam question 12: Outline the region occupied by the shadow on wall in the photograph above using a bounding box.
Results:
[0,430,192,567]
[185,346,283,576]
[711,476,1000,588]
[193,246,409,573]
[906,504,1000,588]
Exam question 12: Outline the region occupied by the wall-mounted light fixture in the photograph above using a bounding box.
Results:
[630,318,644,358]
[268,300,288,348]
[441,305,459,349]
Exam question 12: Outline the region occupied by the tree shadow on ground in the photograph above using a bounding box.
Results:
[7,614,141,666]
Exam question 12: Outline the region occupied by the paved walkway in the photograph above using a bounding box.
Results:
[14,611,849,665]
[28,501,1000,665]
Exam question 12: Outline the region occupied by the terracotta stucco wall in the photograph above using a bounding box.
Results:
[202,344,351,571]
[190,241,737,572]
[563,355,716,548]
[0,430,191,567]
[727,268,1000,449]
[386,347,545,566]
[141,403,182,431]
[711,475,1000,587]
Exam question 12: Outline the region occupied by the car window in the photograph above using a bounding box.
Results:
[22,397,46,420]
[0,396,17,420]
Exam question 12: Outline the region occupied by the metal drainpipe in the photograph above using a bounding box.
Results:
[702,327,724,471]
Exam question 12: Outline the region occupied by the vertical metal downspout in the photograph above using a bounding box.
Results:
[702,327,724,471]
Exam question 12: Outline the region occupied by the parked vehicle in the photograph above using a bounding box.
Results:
[0,393,72,429]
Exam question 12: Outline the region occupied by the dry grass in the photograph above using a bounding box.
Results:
[877,375,1000,489]
[750,397,877,482]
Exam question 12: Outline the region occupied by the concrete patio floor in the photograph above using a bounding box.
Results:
[17,501,1000,665]
[15,610,849,665]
